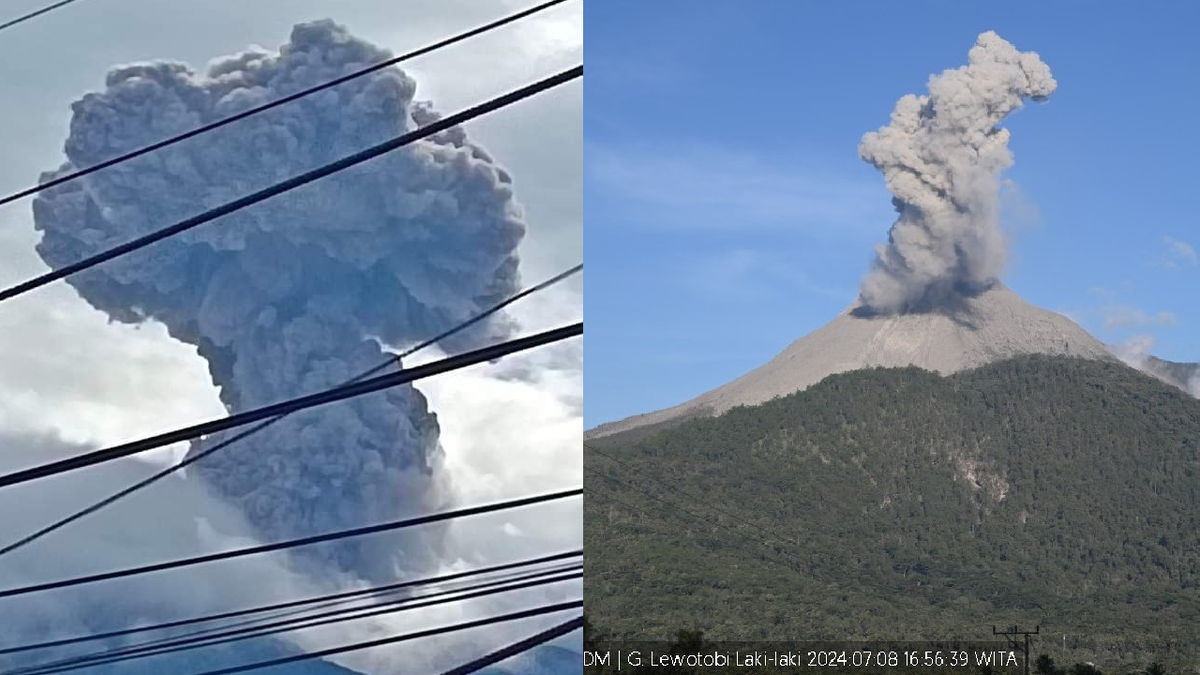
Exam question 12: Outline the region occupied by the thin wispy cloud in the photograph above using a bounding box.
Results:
[1101,304,1177,331]
[1161,235,1198,269]
[587,143,889,235]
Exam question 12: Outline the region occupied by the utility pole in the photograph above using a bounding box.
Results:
[993,625,1040,675]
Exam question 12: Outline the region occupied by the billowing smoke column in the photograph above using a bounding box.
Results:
[32,20,526,578]
[857,31,1056,314]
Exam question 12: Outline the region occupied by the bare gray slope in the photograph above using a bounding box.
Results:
[588,284,1115,439]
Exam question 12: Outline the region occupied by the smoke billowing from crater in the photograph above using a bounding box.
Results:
[32,20,527,579]
[857,31,1056,314]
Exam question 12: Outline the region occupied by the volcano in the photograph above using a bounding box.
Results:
[588,283,1117,438]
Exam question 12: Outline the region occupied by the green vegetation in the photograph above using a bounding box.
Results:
[584,356,1200,670]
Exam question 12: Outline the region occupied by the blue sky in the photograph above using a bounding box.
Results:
[585,0,1200,428]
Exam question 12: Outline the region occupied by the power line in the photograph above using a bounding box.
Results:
[0,263,581,557]
[14,570,582,675]
[0,322,580,488]
[11,571,583,675]
[0,488,581,599]
[0,0,85,34]
[0,64,582,304]
[993,625,1040,675]
[368,263,582,376]
[435,616,583,675]
[0,550,581,656]
[189,601,582,675]
[84,564,583,669]
[82,563,583,664]
[0,322,581,490]
[0,0,572,206]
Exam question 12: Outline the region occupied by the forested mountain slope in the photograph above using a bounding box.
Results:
[585,356,1200,668]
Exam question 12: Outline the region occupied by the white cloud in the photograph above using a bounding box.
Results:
[0,430,328,652]
[1101,305,1177,331]
[0,0,581,443]
[1161,235,1198,269]
[0,426,582,675]
[0,282,225,458]
[0,1,581,671]
[1111,334,1156,369]
[1108,335,1200,400]
[281,317,583,674]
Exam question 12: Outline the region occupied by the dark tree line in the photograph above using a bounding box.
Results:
[585,356,1200,669]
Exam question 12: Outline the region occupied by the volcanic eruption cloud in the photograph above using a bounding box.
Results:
[857,31,1057,314]
[32,21,526,578]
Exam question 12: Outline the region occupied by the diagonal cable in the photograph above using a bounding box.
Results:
[0,0,86,34]
[0,65,581,303]
[91,563,582,664]
[10,571,582,675]
[0,550,581,656]
[0,0,573,206]
[0,322,581,490]
[434,616,583,675]
[0,488,581,599]
[186,601,582,675]
[0,263,580,557]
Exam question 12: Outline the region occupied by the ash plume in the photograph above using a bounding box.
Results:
[857,31,1056,314]
[32,20,526,579]
[1112,336,1200,399]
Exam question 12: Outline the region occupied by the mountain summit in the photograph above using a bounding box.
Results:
[589,284,1115,438]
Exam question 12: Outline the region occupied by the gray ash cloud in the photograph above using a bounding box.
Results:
[32,20,527,578]
[857,31,1056,314]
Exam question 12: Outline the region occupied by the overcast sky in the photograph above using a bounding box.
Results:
[0,0,580,669]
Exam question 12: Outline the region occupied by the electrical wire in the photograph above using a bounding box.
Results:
[0,322,581,490]
[95,563,582,663]
[0,549,581,656]
[0,0,573,207]
[187,601,582,675]
[0,65,582,304]
[0,0,86,34]
[0,263,580,557]
[434,616,583,675]
[0,487,581,599]
[0,11,585,675]
[9,571,582,675]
